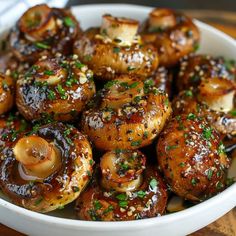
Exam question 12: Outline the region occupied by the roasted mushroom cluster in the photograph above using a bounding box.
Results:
[0,4,235,222]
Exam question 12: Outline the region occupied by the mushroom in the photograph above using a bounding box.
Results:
[157,115,230,201]
[177,54,235,92]
[81,74,172,150]
[141,8,200,67]
[9,4,81,63]
[0,122,93,212]
[76,150,167,221]
[74,15,158,80]
[16,55,95,121]
[19,4,57,42]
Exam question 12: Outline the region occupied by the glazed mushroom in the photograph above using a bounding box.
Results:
[0,73,15,115]
[141,8,200,67]
[172,78,236,136]
[81,74,172,150]
[9,4,81,63]
[0,112,29,151]
[0,122,93,212]
[76,150,167,221]
[16,55,95,121]
[157,115,230,201]
[177,54,236,91]
[74,14,158,80]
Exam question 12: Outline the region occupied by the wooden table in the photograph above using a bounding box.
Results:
[0,9,236,236]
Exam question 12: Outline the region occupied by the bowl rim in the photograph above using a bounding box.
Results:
[0,3,236,230]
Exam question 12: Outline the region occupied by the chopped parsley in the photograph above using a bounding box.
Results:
[166,145,178,151]
[94,200,102,210]
[131,140,142,146]
[113,47,120,53]
[187,113,196,120]
[149,178,158,190]
[44,70,54,76]
[191,178,197,186]
[34,197,43,206]
[47,90,56,100]
[202,127,213,141]
[119,200,128,208]
[116,193,127,201]
[185,90,193,97]
[137,190,146,198]
[63,17,75,27]
[57,84,67,99]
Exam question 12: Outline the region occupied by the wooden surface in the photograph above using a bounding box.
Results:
[0,9,236,236]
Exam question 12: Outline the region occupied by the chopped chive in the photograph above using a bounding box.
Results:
[34,42,50,49]
[166,145,178,151]
[207,169,213,180]
[44,70,54,76]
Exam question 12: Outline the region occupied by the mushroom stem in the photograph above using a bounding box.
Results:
[13,135,61,179]
[100,14,139,45]
[101,77,144,109]
[148,8,176,31]
[197,78,235,113]
[19,4,57,42]
[34,58,67,85]
[100,150,145,192]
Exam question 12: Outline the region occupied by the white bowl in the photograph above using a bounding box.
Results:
[0,4,236,236]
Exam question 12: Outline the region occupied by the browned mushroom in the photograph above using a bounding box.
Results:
[76,150,167,221]
[172,78,236,136]
[9,4,81,63]
[157,115,230,201]
[177,54,235,91]
[74,14,158,80]
[141,8,200,67]
[81,74,172,150]
[16,55,95,121]
[0,122,93,212]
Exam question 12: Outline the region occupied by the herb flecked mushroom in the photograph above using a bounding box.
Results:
[156,114,230,201]
[81,74,172,150]
[9,4,81,63]
[76,149,167,221]
[16,55,95,121]
[140,8,200,67]
[74,14,158,80]
[177,54,236,92]
[0,122,93,212]
[172,77,236,136]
